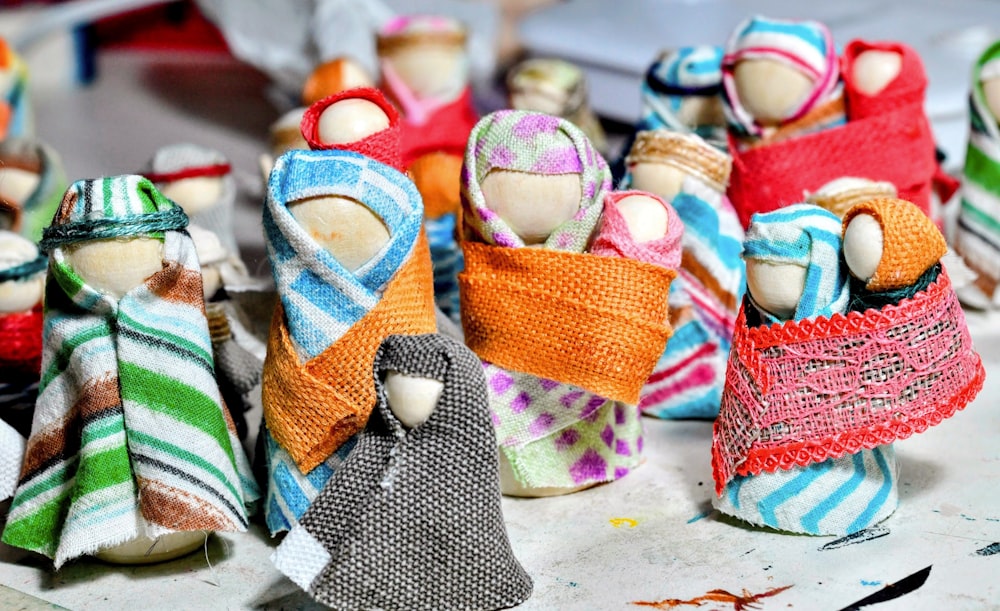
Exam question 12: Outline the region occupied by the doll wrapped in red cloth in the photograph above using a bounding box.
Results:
[725,28,954,228]
[712,199,983,535]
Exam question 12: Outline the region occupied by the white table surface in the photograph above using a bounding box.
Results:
[0,49,998,611]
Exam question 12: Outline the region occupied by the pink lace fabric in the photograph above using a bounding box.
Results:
[712,269,985,494]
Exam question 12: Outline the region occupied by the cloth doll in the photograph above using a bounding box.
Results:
[638,46,726,149]
[260,148,436,534]
[0,138,66,243]
[272,333,533,610]
[722,16,843,148]
[460,110,677,496]
[1,175,259,567]
[623,130,745,418]
[302,86,465,325]
[955,40,1000,309]
[712,203,983,535]
[805,176,897,219]
[188,225,263,445]
[0,231,45,502]
[726,34,948,228]
[144,144,248,277]
[507,57,609,156]
[378,15,479,324]
[0,38,31,140]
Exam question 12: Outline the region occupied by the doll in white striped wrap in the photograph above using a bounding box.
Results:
[1,175,259,567]
[713,204,899,535]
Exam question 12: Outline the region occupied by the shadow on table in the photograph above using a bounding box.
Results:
[251,578,327,610]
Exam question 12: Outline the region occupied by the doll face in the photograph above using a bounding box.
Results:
[983,77,1000,122]
[383,43,466,100]
[159,177,224,217]
[65,237,165,299]
[317,99,390,145]
[0,275,43,313]
[732,59,815,125]
[200,263,222,300]
[628,162,686,202]
[842,213,883,283]
[383,370,444,429]
[0,166,41,220]
[745,259,806,320]
[289,194,390,272]
[613,194,668,243]
[851,49,902,96]
[480,170,582,245]
[676,95,726,129]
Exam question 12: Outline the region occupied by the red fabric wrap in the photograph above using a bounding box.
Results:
[145,163,231,183]
[395,87,479,168]
[711,269,984,494]
[727,39,939,228]
[0,306,43,382]
[301,87,404,172]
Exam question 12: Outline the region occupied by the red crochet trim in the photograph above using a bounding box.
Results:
[727,39,938,228]
[395,87,478,167]
[711,269,985,494]
[300,87,404,172]
[145,163,231,183]
[0,306,43,381]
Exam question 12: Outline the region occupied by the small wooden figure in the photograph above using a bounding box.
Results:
[144,144,248,280]
[0,138,66,242]
[722,16,843,147]
[1,176,258,567]
[0,38,32,140]
[460,110,677,496]
[0,231,45,502]
[638,46,727,149]
[955,40,1000,309]
[189,225,263,445]
[260,149,436,534]
[712,201,983,535]
[806,176,897,219]
[507,57,609,156]
[301,56,374,107]
[377,14,479,220]
[272,333,533,610]
[624,129,745,419]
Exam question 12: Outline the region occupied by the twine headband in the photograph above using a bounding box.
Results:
[626,130,731,192]
[377,15,467,54]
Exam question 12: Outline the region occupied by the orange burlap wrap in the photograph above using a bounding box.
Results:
[262,233,437,473]
[459,241,675,405]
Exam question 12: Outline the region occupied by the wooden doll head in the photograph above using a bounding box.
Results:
[626,130,731,201]
[65,238,164,299]
[0,230,44,313]
[317,99,391,145]
[302,57,374,106]
[614,193,670,243]
[270,107,309,158]
[732,60,815,125]
[806,176,897,219]
[146,145,232,217]
[377,15,469,101]
[383,370,444,429]
[288,194,389,272]
[480,171,581,245]
[850,49,902,96]
[0,144,42,231]
[507,57,586,117]
[188,224,227,299]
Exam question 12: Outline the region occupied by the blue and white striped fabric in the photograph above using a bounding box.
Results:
[639,46,725,148]
[426,212,463,323]
[713,445,899,535]
[744,204,848,323]
[264,149,423,361]
[262,148,424,534]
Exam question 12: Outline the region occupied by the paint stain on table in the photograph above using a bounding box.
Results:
[974,542,1000,557]
[610,517,638,528]
[819,525,890,551]
[632,584,793,610]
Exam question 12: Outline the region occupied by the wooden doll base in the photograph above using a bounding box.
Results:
[498,450,594,497]
[95,531,207,565]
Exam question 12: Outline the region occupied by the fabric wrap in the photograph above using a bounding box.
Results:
[956,40,1000,301]
[727,39,938,228]
[1,175,258,567]
[0,138,66,243]
[271,333,533,610]
[300,86,404,172]
[712,268,984,493]
[260,149,436,533]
